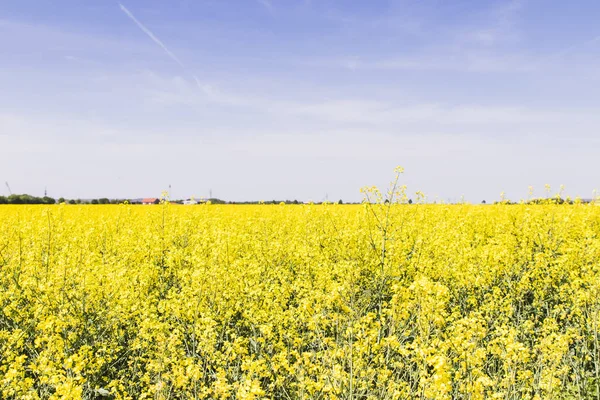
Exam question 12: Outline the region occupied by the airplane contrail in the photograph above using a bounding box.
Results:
[119,2,201,87]
[119,3,208,94]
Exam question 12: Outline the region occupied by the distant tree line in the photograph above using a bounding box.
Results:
[6,194,587,206]
[494,198,585,205]
[0,194,57,204]
[0,195,368,205]
[227,199,303,205]
[0,195,129,205]
[225,200,362,205]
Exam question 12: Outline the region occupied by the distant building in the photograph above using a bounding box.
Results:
[183,198,198,205]
[142,198,159,205]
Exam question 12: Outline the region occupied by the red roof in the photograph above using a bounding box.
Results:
[142,198,158,203]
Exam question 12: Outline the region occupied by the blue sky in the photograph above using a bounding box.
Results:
[1,0,599,202]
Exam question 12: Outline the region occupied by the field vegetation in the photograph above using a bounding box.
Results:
[1,175,600,399]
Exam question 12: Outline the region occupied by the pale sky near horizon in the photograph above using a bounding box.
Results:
[1,0,599,202]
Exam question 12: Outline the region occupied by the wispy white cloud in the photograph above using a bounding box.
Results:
[257,0,275,15]
[460,0,524,46]
[0,18,160,63]
[307,1,533,74]
[325,52,536,73]
[134,71,600,130]
[286,100,597,126]
[328,0,524,76]
[544,34,600,62]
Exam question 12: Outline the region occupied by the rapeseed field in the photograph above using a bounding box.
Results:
[1,190,600,398]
